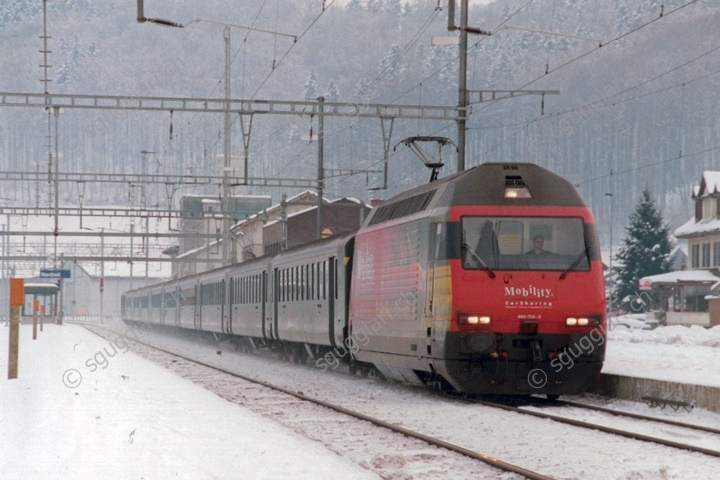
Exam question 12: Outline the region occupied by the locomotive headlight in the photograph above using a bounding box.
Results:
[504,186,533,198]
[566,317,590,326]
[459,314,491,325]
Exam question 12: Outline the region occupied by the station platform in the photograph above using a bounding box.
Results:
[593,374,720,412]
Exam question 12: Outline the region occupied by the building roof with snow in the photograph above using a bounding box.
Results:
[639,269,720,287]
[693,171,720,198]
[675,171,720,239]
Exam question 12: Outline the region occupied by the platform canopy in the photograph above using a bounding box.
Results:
[639,270,720,290]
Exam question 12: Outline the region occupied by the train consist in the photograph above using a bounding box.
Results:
[123,163,607,396]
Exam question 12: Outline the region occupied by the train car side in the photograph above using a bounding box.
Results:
[123,233,355,360]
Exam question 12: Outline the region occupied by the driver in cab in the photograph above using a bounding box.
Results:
[526,235,549,255]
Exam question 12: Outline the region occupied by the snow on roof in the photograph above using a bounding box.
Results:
[640,269,720,286]
[329,197,365,205]
[263,197,369,227]
[230,190,323,228]
[701,171,720,196]
[180,194,271,199]
[674,216,720,237]
[175,239,221,259]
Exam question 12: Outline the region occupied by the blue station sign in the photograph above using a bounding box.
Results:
[39,269,71,279]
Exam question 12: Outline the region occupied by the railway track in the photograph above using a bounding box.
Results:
[553,398,720,436]
[82,324,552,480]
[470,396,720,459]
[75,321,720,478]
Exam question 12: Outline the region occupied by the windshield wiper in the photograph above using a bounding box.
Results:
[462,242,496,278]
[560,244,591,280]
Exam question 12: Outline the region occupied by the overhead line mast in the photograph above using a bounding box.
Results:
[447,0,491,172]
[444,1,559,172]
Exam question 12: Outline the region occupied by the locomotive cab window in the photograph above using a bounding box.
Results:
[462,216,590,272]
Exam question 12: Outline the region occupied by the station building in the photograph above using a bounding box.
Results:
[640,171,720,327]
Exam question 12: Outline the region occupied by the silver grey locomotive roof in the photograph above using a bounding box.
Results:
[366,163,588,226]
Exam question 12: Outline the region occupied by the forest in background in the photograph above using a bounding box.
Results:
[0,0,718,247]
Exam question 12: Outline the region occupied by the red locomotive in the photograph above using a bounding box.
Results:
[348,162,606,395]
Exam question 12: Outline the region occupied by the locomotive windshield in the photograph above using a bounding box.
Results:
[462,216,590,272]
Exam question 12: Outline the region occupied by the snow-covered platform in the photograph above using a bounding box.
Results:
[598,321,720,412]
[0,323,377,480]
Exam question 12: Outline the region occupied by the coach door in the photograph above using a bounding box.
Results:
[328,257,336,347]
[175,286,181,327]
[221,278,230,335]
[225,277,234,335]
[194,283,201,330]
[265,268,279,340]
[261,270,267,338]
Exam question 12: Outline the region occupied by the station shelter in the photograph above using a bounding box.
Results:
[638,268,720,327]
[21,282,59,320]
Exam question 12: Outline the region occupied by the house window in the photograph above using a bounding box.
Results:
[702,197,717,220]
[702,243,711,268]
[714,242,720,267]
[691,244,700,268]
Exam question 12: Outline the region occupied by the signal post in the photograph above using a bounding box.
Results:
[8,278,24,380]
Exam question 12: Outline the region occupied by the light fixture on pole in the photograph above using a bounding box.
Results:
[605,192,614,321]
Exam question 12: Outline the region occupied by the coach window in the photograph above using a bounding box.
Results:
[299,265,304,301]
[302,265,307,300]
[299,266,303,301]
[280,270,284,302]
[251,275,256,303]
[430,222,443,260]
[311,263,315,300]
[182,286,196,307]
[296,266,300,301]
[291,267,296,302]
[279,270,283,302]
[323,260,327,300]
[285,269,289,302]
[164,292,176,308]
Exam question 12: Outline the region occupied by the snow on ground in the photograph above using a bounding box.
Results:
[604,315,720,387]
[0,323,379,480]
[2,318,720,479]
